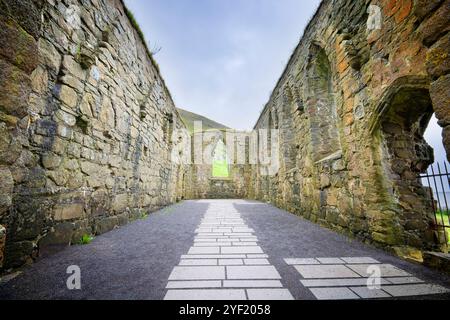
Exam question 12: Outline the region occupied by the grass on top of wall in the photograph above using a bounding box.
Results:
[123,5,160,73]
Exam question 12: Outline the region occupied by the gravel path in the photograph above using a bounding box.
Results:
[0,200,449,300]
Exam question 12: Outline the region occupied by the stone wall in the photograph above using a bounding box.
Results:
[250,0,450,260]
[184,130,251,199]
[0,0,186,269]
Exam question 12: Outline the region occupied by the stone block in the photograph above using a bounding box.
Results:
[0,16,39,73]
[417,0,450,46]
[0,0,42,39]
[426,34,450,79]
[55,84,78,109]
[0,167,14,217]
[423,251,450,274]
[430,74,450,126]
[0,60,31,117]
[4,240,36,268]
[0,225,5,268]
[54,203,84,221]
[38,38,61,73]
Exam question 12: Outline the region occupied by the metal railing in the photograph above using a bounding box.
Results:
[420,162,450,246]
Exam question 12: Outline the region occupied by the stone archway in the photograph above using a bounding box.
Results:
[371,77,447,253]
[305,43,342,162]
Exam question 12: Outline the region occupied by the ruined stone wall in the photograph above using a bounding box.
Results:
[0,0,186,269]
[185,130,251,199]
[251,0,450,260]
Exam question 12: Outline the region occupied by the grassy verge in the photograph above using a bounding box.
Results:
[435,210,450,244]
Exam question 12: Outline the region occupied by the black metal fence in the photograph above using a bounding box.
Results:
[420,162,450,246]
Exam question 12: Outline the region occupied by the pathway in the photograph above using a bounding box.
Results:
[0,200,449,300]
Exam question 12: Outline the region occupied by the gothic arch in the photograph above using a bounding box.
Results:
[305,43,341,162]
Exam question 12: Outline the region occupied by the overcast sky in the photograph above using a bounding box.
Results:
[124,0,446,164]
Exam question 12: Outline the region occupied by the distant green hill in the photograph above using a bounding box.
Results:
[177,108,230,133]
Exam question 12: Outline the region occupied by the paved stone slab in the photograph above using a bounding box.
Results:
[227,266,281,280]
[166,281,222,289]
[383,284,450,297]
[168,266,225,280]
[223,280,283,288]
[188,247,220,254]
[232,242,258,246]
[181,254,247,259]
[179,259,217,266]
[164,289,246,300]
[347,264,411,277]
[310,287,360,300]
[300,278,391,287]
[284,258,320,265]
[350,287,391,299]
[341,257,381,264]
[221,246,263,254]
[295,265,361,279]
[385,277,425,284]
[247,289,294,300]
[244,259,270,265]
[194,242,232,247]
[219,259,243,266]
[316,257,346,264]
[247,254,269,259]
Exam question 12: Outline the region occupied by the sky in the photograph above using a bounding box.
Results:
[124,0,447,165]
[124,0,321,130]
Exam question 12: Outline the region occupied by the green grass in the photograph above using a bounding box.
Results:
[435,210,450,244]
[213,160,230,178]
[78,234,94,245]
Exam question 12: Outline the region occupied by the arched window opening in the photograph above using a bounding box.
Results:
[305,44,341,162]
[212,140,230,178]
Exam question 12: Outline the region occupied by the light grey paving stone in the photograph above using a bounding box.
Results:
[227,266,282,280]
[195,229,212,233]
[196,233,224,236]
[166,281,222,289]
[181,254,247,259]
[347,264,411,277]
[219,259,244,266]
[164,289,246,300]
[225,233,253,236]
[194,242,232,247]
[310,287,360,300]
[233,242,258,246]
[188,247,220,255]
[221,246,263,254]
[247,289,294,300]
[316,258,346,264]
[350,287,391,299]
[341,257,381,264]
[244,259,270,265]
[300,278,391,287]
[168,266,225,280]
[385,277,425,284]
[295,265,361,279]
[195,239,218,242]
[284,258,320,265]
[179,259,217,266]
[232,228,255,233]
[246,254,269,259]
[239,238,258,241]
[383,284,450,297]
[223,280,283,288]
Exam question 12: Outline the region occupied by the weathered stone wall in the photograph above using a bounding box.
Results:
[251,0,450,260]
[0,0,186,269]
[185,130,251,199]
